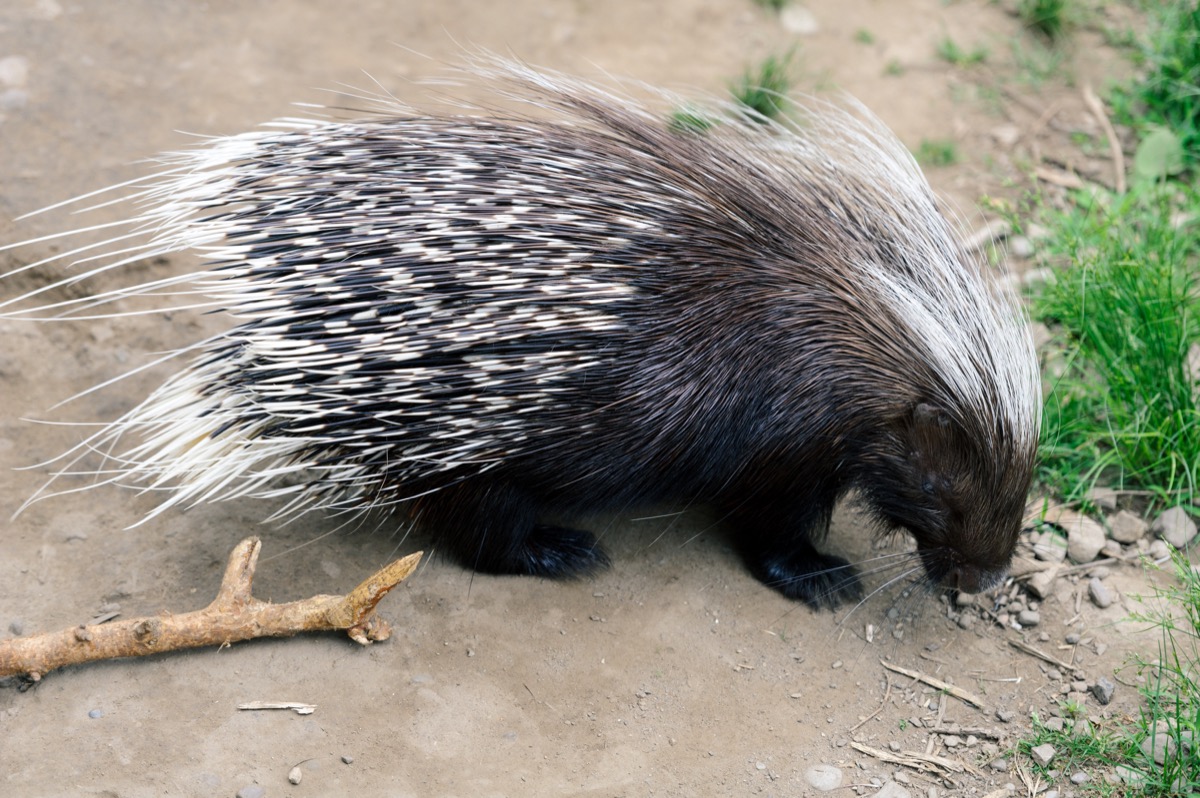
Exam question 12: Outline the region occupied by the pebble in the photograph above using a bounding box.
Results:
[1100,539,1124,558]
[990,124,1021,148]
[1031,743,1056,767]
[804,763,843,791]
[1065,632,1081,644]
[287,767,302,785]
[1065,513,1106,563]
[996,708,1014,723]
[1033,530,1068,562]
[8,619,24,636]
[872,781,911,798]
[779,5,820,34]
[1151,507,1198,548]
[1007,236,1034,259]
[1017,609,1040,627]
[236,787,266,798]
[1108,509,1148,543]
[1070,771,1090,785]
[1088,487,1119,512]
[1044,717,1065,733]
[1027,566,1059,599]
[1141,722,1176,764]
[1115,764,1145,785]
[341,755,354,764]
[1148,539,1172,560]
[87,709,103,719]
[1088,577,1114,609]
[989,758,1008,771]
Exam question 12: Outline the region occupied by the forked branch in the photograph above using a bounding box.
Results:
[0,537,422,681]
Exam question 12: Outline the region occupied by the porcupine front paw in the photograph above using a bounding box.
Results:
[745,544,864,610]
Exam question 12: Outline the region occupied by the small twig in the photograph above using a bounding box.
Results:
[0,537,423,681]
[1082,85,1126,195]
[881,660,986,709]
[1008,639,1075,672]
[850,741,983,778]
[238,701,317,715]
[851,672,893,732]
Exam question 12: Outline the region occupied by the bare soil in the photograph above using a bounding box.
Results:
[0,2,1176,796]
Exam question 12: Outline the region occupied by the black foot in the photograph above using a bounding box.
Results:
[517,525,610,578]
[747,550,864,610]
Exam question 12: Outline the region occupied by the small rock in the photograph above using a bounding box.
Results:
[1141,727,1176,764]
[1043,508,1107,563]
[1031,743,1056,767]
[1115,764,1145,785]
[1065,632,1080,644]
[1018,609,1040,627]
[287,766,302,785]
[1044,717,1065,733]
[1070,771,1090,785]
[1008,236,1035,259]
[990,124,1021,148]
[1088,487,1119,513]
[989,757,1008,771]
[873,781,911,798]
[87,709,103,719]
[1151,507,1198,549]
[996,708,1015,723]
[1148,539,1173,560]
[804,763,843,791]
[1108,510,1148,543]
[0,56,29,88]
[1027,566,1059,599]
[1088,577,1114,609]
[8,619,24,636]
[236,787,266,798]
[1100,539,1124,558]
[779,5,819,34]
[341,755,354,764]
[1033,530,1068,562]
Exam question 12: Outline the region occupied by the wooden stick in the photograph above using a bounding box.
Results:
[0,537,422,681]
[1082,85,1126,195]
[881,660,986,709]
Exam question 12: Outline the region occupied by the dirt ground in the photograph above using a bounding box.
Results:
[0,1,1180,796]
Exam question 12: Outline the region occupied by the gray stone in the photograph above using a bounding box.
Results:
[1152,507,1198,548]
[1018,609,1040,627]
[1070,771,1090,785]
[1108,509,1148,543]
[1090,677,1115,705]
[1066,514,1107,563]
[236,787,266,798]
[1088,487,1120,513]
[1027,566,1060,599]
[1030,743,1056,767]
[804,764,843,791]
[1033,530,1068,562]
[872,781,911,798]
[779,6,819,34]
[1115,765,1145,785]
[1088,577,1114,609]
[996,708,1014,723]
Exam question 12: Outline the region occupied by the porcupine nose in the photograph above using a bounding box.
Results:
[949,563,1007,595]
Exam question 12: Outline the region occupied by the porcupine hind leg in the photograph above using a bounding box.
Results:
[727,492,864,610]
[416,480,611,579]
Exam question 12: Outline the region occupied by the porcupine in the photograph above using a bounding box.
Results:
[2,63,1041,610]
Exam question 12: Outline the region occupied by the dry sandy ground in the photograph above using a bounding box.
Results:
[0,2,1172,796]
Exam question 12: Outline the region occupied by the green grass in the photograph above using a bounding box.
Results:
[667,105,717,135]
[1112,0,1200,171]
[1016,553,1200,794]
[1019,0,1071,41]
[936,35,989,67]
[732,52,794,122]
[752,0,788,10]
[1032,186,1200,508]
[854,28,875,45]
[915,138,959,167]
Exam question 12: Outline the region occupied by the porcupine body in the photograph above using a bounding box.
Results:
[4,65,1041,609]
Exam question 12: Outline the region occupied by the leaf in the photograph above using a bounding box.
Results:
[1133,127,1187,182]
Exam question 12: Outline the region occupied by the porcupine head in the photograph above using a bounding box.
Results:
[0,61,1041,611]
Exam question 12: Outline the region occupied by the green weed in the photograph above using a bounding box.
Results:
[732,52,794,122]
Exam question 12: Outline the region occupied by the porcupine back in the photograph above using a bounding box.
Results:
[2,63,1041,608]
